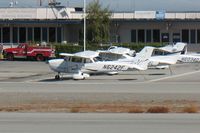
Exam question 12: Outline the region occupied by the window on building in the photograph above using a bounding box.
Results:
[49,27,56,42]
[197,30,200,44]
[3,27,10,43]
[34,27,41,42]
[173,33,180,43]
[12,27,18,43]
[57,27,62,43]
[146,30,152,43]
[42,28,48,42]
[0,28,1,43]
[138,29,145,43]
[161,33,169,43]
[153,29,160,42]
[28,28,33,42]
[131,30,136,43]
[182,29,189,43]
[190,29,196,44]
[19,27,26,43]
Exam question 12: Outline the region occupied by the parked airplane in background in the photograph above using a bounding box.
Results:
[48,47,151,80]
[155,42,200,63]
[98,45,180,69]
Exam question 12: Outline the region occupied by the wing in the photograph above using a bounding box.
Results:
[60,53,74,57]
[60,50,99,59]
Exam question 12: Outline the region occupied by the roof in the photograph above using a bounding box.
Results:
[1,7,200,20]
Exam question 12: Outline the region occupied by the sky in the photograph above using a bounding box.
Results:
[1,0,200,12]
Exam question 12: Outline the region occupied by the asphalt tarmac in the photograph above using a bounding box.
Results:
[0,61,200,104]
[0,113,199,133]
[0,61,200,132]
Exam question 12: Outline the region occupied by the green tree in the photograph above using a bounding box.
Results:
[87,0,111,44]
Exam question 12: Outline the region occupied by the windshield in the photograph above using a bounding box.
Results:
[93,56,103,62]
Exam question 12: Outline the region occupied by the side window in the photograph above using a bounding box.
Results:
[84,58,92,63]
[71,57,83,63]
[154,50,164,55]
[64,57,70,61]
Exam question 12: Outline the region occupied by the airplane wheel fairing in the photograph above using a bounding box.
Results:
[73,74,84,80]
[107,72,118,75]
[73,73,90,80]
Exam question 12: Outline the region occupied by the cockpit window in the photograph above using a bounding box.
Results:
[153,49,172,56]
[93,56,102,62]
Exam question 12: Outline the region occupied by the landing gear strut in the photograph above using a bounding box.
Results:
[55,73,61,80]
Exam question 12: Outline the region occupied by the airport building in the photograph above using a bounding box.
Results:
[1,7,200,50]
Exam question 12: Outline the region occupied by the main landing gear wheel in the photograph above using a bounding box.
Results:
[55,74,60,80]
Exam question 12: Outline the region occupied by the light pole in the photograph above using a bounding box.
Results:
[83,0,86,51]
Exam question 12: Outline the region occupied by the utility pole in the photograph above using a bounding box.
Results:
[83,0,86,51]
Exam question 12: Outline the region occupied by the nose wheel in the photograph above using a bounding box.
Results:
[55,73,61,80]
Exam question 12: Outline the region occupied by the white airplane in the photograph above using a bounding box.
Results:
[156,42,200,63]
[98,46,180,69]
[48,48,151,80]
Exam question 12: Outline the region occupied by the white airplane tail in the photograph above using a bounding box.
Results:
[132,46,154,70]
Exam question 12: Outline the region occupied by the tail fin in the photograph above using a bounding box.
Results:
[132,46,154,70]
[173,42,187,53]
[136,46,154,59]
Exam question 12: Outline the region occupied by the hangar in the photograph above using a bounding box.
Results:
[0,7,200,51]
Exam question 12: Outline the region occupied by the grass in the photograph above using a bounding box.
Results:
[128,106,144,113]
[70,107,80,113]
[146,106,170,113]
[0,102,199,113]
[182,105,199,113]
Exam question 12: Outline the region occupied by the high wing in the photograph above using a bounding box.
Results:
[60,50,99,59]
[98,46,135,56]
[60,53,74,57]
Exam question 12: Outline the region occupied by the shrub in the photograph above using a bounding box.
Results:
[182,105,198,113]
[128,106,144,113]
[147,106,170,113]
[54,43,163,57]
[70,107,80,113]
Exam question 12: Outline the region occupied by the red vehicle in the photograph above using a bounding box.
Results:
[3,43,55,61]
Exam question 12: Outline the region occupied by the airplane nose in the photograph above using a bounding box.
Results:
[48,59,64,71]
[48,59,57,70]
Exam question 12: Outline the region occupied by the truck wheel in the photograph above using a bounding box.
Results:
[7,53,14,61]
[36,54,45,61]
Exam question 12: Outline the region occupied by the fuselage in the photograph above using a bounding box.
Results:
[48,58,130,74]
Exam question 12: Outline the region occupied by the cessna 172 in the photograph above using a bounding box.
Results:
[48,47,152,80]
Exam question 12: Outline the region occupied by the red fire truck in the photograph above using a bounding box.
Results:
[3,43,55,61]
